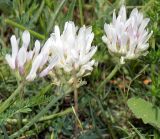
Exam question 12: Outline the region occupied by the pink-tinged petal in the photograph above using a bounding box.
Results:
[54,25,61,39]
[22,30,30,49]
[39,56,58,77]
[41,37,53,54]
[17,47,27,68]
[137,44,149,52]
[85,26,92,38]
[33,40,41,58]
[77,60,95,77]
[10,35,18,62]
[63,21,76,43]
[119,33,128,54]
[143,31,153,44]
[112,10,116,25]
[26,54,43,81]
[118,5,126,22]
[130,8,138,17]
[5,54,15,69]
[39,52,49,68]
[126,42,136,59]
[85,33,94,54]
[26,72,36,81]
[138,18,150,35]
[19,66,25,75]
[27,50,34,61]
[80,46,97,65]
[71,49,78,60]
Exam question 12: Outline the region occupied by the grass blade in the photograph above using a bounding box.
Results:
[47,0,67,34]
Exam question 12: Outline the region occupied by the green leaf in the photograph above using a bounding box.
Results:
[63,0,76,23]
[127,98,160,128]
[37,83,53,97]
[46,0,67,34]
[30,0,45,24]
[0,0,12,14]
[18,108,32,113]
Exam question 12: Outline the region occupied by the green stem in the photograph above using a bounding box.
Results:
[0,83,24,114]
[73,69,79,137]
[5,19,45,40]
[78,0,84,25]
[39,107,72,121]
[97,64,121,92]
[9,93,68,139]
[17,81,24,128]
[6,107,72,124]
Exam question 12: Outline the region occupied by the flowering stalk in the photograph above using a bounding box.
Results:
[46,21,97,137]
[73,68,79,136]
[0,82,25,114]
[17,80,25,128]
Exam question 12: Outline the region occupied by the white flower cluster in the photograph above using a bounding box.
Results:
[6,22,97,81]
[5,5,153,82]
[5,30,58,81]
[48,21,97,77]
[102,5,153,64]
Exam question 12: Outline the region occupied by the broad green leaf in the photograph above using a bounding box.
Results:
[127,98,160,128]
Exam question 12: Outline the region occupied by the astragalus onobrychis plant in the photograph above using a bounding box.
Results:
[0,1,157,138]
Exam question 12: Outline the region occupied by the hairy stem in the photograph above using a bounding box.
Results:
[17,81,25,128]
[5,19,45,40]
[6,107,72,124]
[73,69,79,138]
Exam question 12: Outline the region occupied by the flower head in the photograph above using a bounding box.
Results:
[48,21,97,78]
[5,30,58,81]
[102,5,153,64]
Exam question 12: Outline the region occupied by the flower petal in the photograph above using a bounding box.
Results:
[80,46,97,65]
[39,56,58,77]
[33,40,41,58]
[22,30,30,49]
[5,54,15,69]
[118,5,126,22]
[27,50,34,61]
[10,35,18,61]
[26,54,43,81]
[17,47,27,71]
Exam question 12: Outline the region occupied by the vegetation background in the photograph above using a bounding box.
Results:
[0,0,160,138]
